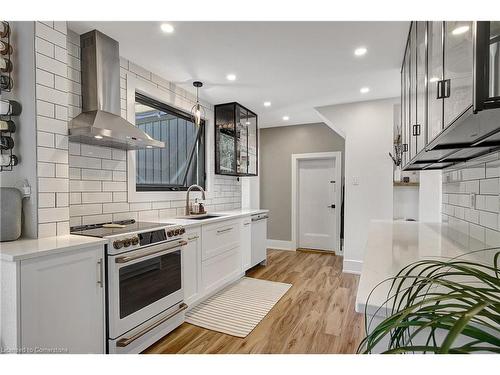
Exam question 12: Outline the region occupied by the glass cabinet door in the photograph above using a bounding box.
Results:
[403,42,411,164]
[409,23,417,160]
[236,105,249,175]
[427,21,444,143]
[215,104,236,174]
[247,111,257,175]
[443,21,474,126]
[415,21,427,153]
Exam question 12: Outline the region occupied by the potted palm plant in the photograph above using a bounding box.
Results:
[358,249,500,354]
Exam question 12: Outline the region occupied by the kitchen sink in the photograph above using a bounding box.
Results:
[177,214,227,220]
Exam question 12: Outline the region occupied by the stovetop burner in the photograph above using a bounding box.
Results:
[70,219,175,238]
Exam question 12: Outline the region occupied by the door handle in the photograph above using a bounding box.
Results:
[437,80,444,99]
[328,204,336,208]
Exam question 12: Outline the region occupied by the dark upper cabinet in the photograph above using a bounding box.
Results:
[215,102,258,177]
[401,21,500,171]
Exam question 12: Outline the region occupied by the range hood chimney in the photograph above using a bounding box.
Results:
[69,30,164,150]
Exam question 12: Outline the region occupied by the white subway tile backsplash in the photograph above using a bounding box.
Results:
[102,181,127,192]
[37,146,68,164]
[479,211,498,230]
[38,223,57,237]
[69,142,80,155]
[35,36,55,58]
[39,193,56,208]
[56,192,69,207]
[112,149,127,161]
[112,171,127,181]
[81,192,113,204]
[70,180,101,192]
[81,168,113,181]
[36,53,67,77]
[36,22,66,48]
[480,178,499,195]
[70,203,102,217]
[70,192,81,205]
[37,115,67,135]
[443,151,500,246]
[80,144,112,159]
[37,100,55,117]
[113,192,127,202]
[36,68,55,88]
[55,163,69,178]
[39,177,69,193]
[101,159,126,171]
[38,162,55,177]
[102,202,129,214]
[38,207,69,223]
[55,134,69,150]
[69,155,102,169]
[37,131,54,147]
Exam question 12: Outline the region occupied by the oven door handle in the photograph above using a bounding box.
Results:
[116,303,188,347]
[115,240,188,264]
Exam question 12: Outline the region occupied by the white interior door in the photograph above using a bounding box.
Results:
[298,158,336,251]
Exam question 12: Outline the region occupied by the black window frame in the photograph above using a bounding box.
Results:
[135,92,206,192]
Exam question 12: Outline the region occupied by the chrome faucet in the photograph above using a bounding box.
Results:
[185,184,206,215]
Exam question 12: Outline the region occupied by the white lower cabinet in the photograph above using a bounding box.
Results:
[241,218,252,271]
[20,245,105,354]
[198,219,242,298]
[183,227,202,307]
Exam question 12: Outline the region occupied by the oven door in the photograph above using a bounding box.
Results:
[108,239,187,339]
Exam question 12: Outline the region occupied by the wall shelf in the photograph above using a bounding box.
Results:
[394,182,420,187]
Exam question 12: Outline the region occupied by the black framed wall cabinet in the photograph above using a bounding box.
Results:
[214,102,258,177]
[400,21,500,171]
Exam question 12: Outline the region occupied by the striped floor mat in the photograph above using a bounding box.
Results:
[185,277,292,338]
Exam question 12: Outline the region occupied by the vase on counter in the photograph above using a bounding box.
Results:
[393,167,402,182]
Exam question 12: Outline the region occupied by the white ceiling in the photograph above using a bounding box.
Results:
[68,21,409,128]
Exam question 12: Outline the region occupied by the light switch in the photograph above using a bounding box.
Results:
[352,176,359,186]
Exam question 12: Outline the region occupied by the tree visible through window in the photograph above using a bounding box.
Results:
[135,93,205,191]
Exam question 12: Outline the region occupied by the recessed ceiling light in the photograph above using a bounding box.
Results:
[226,73,236,81]
[429,77,440,83]
[360,87,370,94]
[354,47,367,56]
[282,116,290,121]
[160,23,175,34]
[452,25,469,35]
[264,101,271,107]
[94,135,103,139]
[146,145,153,149]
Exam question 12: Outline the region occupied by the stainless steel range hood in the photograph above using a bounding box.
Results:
[69,30,164,150]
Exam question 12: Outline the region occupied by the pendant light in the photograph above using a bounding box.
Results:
[191,81,205,127]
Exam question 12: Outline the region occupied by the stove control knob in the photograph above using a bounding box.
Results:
[167,230,173,237]
[180,228,185,235]
[113,240,123,250]
[131,237,139,245]
[176,229,181,236]
[123,238,132,247]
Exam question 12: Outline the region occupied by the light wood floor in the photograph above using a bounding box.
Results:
[144,249,364,354]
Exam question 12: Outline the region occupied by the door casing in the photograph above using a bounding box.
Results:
[291,152,342,253]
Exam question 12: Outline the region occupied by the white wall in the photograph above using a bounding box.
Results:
[316,98,396,274]
[393,186,419,220]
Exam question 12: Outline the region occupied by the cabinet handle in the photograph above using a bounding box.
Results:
[216,227,233,234]
[116,303,188,347]
[443,79,451,98]
[403,143,408,152]
[97,258,104,288]
[412,124,421,136]
[436,80,444,99]
[243,222,251,226]
[188,235,199,241]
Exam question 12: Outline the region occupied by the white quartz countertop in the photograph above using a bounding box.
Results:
[355,220,497,318]
[157,208,269,227]
[0,235,107,262]
[0,208,269,262]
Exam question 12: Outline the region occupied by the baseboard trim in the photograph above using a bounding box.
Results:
[343,259,363,275]
[267,239,294,251]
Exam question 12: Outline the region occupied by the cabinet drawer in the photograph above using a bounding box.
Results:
[201,246,241,294]
[201,219,240,260]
